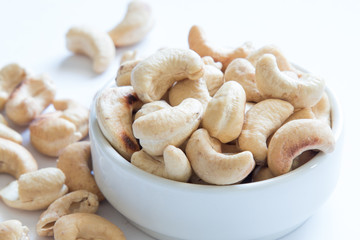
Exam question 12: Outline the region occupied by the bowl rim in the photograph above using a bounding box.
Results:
[90,82,343,192]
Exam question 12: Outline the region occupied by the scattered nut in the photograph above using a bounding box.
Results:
[53,213,126,240]
[57,141,104,201]
[0,138,38,179]
[202,81,246,143]
[255,54,325,108]
[115,59,142,86]
[66,26,116,73]
[36,190,99,237]
[5,74,56,126]
[131,48,204,103]
[238,99,294,165]
[0,167,68,210]
[0,63,27,110]
[0,219,30,240]
[29,99,89,157]
[186,128,255,185]
[268,119,335,176]
[132,98,203,156]
[188,25,254,71]
[96,86,142,160]
[108,0,154,47]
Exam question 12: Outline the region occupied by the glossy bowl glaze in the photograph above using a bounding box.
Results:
[90,84,343,240]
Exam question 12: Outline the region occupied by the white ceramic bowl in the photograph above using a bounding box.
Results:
[90,84,343,240]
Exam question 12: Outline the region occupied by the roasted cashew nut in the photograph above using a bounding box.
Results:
[116,59,142,86]
[134,100,170,121]
[66,26,115,73]
[185,128,255,185]
[53,213,126,240]
[0,63,27,110]
[132,98,203,156]
[30,99,89,157]
[224,58,264,102]
[0,220,30,240]
[5,74,56,126]
[202,81,246,143]
[96,86,142,160]
[255,54,325,108]
[238,99,294,165]
[0,167,68,210]
[57,141,104,201]
[37,190,99,237]
[131,48,204,103]
[0,138,38,179]
[188,25,254,71]
[131,145,192,182]
[268,119,335,176]
[108,0,154,47]
[0,117,23,144]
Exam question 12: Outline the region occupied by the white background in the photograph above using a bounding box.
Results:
[0,0,359,239]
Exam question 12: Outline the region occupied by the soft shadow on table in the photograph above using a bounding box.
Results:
[57,55,100,78]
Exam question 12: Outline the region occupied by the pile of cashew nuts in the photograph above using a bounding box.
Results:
[97,24,335,186]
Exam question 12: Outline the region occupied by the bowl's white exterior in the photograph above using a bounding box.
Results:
[90,87,343,240]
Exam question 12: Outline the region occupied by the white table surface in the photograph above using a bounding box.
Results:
[1,0,359,239]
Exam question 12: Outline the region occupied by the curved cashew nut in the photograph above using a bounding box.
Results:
[116,59,142,86]
[0,138,37,179]
[238,99,294,165]
[57,141,104,201]
[312,92,331,126]
[0,220,30,240]
[188,25,254,71]
[268,119,335,176]
[202,81,246,143]
[202,60,224,97]
[186,128,255,185]
[0,119,23,144]
[108,0,154,47]
[134,100,170,121]
[131,145,192,182]
[168,78,211,109]
[255,54,325,108]
[224,58,264,102]
[133,98,203,156]
[5,74,56,126]
[37,190,99,237]
[0,63,27,110]
[131,48,204,103]
[96,86,142,160]
[53,213,126,240]
[66,26,115,73]
[0,167,68,210]
[29,99,89,157]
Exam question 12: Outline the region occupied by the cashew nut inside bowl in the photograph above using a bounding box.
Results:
[0,220,30,240]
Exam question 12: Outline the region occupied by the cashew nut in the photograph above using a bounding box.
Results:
[131,145,192,182]
[133,98,203,156]
[188,25,254,71]
[115,59,142,86]
[186,128,255,185]
[224,58,264,102]
[0,118,23,144]
[0,220,29,240]
[29,99,89,157]
[238,99,294,165]
[96,86,142,160]
[37,190,99,237]
[134,100,170,121]
[255,54,325,108]
[267,119,335,176]
[57,141,104,201]
[5,74,56,126]
[0,167,68,210]
[0,63,27,110]
[202,81,246,143]
[53,213,126,240]
[312,92,331,126]
[0,138,37,179]
[108,0,154,47]
[66,26,115,73]
[131,48,204,103]
[168,77,211,109]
